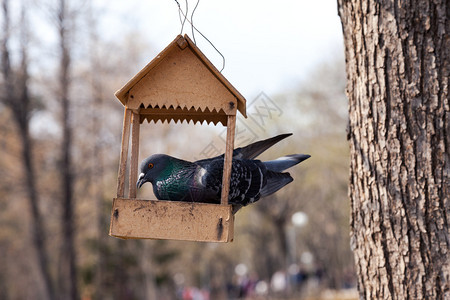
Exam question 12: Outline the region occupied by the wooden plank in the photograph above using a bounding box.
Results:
[141,114,228,126]
[128,111,140,198]
[140,107,228,126]
[116,108,132,198]
[127,45,238,115]
[114,35,246,118]
[109,198,234,242]
[221,115,236,205]
[140,107,226,116]
[183,35,247,117]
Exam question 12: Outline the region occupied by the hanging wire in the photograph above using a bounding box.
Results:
[174,0,188,35]
[173,0,226,72]
[190,0,200,44]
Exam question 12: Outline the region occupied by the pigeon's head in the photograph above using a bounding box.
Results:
[136,154,171,189]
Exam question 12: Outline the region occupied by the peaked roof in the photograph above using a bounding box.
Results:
[115,34,246,125]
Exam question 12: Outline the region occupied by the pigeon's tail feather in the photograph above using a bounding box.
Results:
[263,154,311,172]
[234,133,293,159]
[260,171,293,197]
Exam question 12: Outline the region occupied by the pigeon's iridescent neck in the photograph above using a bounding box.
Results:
[153,159,196,201]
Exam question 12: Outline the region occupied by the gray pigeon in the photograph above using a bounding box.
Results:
[136,133,310,212]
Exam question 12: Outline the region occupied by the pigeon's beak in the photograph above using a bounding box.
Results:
[136,173,146,189]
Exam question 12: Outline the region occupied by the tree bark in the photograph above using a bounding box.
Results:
[338,0,449,299]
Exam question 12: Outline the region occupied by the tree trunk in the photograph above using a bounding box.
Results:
[338,0,449,299]
[57,0,78,299]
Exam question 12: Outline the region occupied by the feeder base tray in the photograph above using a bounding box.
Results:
[109,198,234,242]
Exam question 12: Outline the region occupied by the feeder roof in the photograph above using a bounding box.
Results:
[115,34,246,126]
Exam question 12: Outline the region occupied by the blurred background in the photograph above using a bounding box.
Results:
[0,0,356,299]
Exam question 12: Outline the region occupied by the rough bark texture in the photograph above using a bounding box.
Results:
[338,0,449,299]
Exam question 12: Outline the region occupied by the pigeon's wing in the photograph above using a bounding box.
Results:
[228,159,266,205]
[195,158,224,201]
[194,133,292,165]
[233,133,293,159]
[197,158,267,206]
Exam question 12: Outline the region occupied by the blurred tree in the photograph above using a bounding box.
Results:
[254,191,299,278]
[86,3,107,298]
[53,0,78,298]
[0,1,358,299]
[0,1,55,299]
[244,57,352,294]
[289,61,353,290]
[338,0,449,298]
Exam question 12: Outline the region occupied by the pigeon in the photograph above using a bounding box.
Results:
[136,133,310,212]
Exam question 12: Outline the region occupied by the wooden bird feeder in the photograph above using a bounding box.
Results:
[109,34,246,242]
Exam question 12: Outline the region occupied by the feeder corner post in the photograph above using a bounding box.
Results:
[129,110,140,199]
[221,114,237,206]
[116,107,132,198]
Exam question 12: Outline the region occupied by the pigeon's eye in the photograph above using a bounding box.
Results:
[148,163,154,169]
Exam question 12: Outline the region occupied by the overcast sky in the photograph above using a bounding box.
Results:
[99,0,344,99]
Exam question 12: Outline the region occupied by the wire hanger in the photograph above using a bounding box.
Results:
[173,0,226,72]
